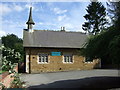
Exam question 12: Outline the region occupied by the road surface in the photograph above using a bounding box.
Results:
[20,69,120,89]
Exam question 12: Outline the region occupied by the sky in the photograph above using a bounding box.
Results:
[0,1,108,38]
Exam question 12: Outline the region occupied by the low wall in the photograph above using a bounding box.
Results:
[0,63,18,88]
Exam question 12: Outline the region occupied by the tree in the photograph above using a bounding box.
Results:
[81,1,120,67]
[82,1,107,35]
[1,34,23,49]
[1,45,21,70]
[107,1,120,30]
[1,34,24,62]
[81,27,120,64]
[108,35,120,64]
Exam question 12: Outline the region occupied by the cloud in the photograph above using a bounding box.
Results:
[14,5,24,12]
[62,23,83,32]
[25,3,33,9]
[39,22,44,25]
[25,3,37,10]
[0,30,6,37]
[0,3,25,16]
[1,2,89,38]
[58,15,67,21]
[64,23,73,29]
[25,3,40,12]
[37,22,56,26]
[0,4,12,15]
[3,20,26,29]
[53,7,67,14]
[2,19,26,38]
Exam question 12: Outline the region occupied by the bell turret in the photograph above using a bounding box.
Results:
[26,7,35,32]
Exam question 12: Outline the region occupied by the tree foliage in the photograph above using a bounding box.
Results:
[108,35,120,64]
[81,1,120,65]
[1,34,24,62]
[0,45,26,88]
[1,34,22,49]
[82,1,107,35]
[82,26,120,64]
[0,45,21,71]
[107,1,120,30]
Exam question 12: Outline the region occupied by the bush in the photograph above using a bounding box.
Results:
[0,45,21,71]
[81,28,120,64]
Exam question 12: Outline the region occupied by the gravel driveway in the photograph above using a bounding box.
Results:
[20,69,120,89]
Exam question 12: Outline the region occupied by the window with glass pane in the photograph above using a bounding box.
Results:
[64,54,73,63]
[38,54,48,63]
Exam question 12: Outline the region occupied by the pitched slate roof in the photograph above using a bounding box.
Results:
[23,30,87,48]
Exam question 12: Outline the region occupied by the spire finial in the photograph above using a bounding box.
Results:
[26,7,35,30]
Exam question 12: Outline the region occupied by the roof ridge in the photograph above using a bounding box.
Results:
[33,29,86,34]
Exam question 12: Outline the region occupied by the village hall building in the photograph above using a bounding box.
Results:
[23,7,100,73]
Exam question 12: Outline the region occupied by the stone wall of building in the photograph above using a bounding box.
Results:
[25,48,100,73]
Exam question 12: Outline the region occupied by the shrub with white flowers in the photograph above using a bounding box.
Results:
[0,44,21,71]
[0,44,26,88]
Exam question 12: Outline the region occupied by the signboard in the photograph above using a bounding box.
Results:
[51,52,61,56]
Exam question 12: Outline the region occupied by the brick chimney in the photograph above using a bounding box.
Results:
[61,27,65,32]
